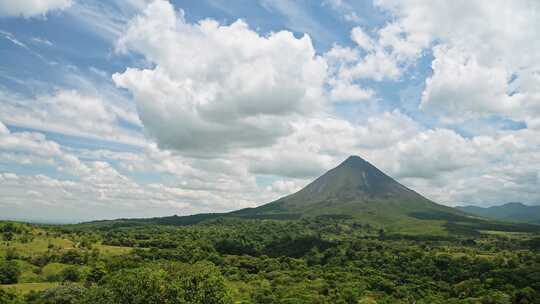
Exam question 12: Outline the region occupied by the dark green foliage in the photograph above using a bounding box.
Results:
[74,217,539,303]
[151,213,223,226]
[523,237,540,250]
[98,268,170,303]
[86,263,106,284]
[2,232,13,242]
[25,284,86,304]
[60,267,80,282]
[235,213,302,220]
[0,289,23,304]
[60,250,85,265]
[81,262,231,304]
[263,235,334,258]
[76,287,115,304]
[0,260,20,284]
[0,223,20,233]
[15,262,232,304]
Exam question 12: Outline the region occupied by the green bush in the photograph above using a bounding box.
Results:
[61,267,80,282]
[25,284,85,304]
[92,262,232,304]
[0,260,21,284]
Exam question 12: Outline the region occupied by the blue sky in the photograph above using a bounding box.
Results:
[0,0,539,222]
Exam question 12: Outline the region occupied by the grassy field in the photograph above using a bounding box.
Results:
[0,230,130,259]
[93,243,132,255]
[0,224,132,295]
[385,218,448,235]
[479,230,532,237]
[41,263,70,278]
[0,282,59,294]
[0,236,74,259]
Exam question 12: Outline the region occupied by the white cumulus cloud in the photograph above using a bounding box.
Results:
[420,45,521,122]
[113,0,328,154]
[375,0,540,125]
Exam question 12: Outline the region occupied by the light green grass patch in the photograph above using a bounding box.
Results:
[0,282,58,294]
[41,262,70,279]
[19,270,41,283]
[387,219,448,236]
[479,230,532,238]
[95,243,132,255]
[0,236,74,258]
[14,260,41,283]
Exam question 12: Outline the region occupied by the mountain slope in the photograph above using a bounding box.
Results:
[457,203,540,224]
[233,156,465,232]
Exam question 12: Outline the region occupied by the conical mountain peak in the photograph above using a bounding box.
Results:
[235,155,461,221]
[295,155,408,201]
[341,155,368,166]
[340,155,382,171]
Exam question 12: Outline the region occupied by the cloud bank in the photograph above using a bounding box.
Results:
[0,0,72,18]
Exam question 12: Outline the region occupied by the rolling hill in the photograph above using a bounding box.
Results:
[457,202,540,224]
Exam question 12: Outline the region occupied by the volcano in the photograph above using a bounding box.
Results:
[232,156,464,230]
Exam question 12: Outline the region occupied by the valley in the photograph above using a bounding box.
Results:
[1,216,539,303]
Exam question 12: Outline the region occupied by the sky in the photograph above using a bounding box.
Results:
[0,0,539,223]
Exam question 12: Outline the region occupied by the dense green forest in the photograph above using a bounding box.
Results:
[1,217,539,304]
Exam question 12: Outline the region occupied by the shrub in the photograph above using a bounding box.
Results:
[61,267,80,282]
[0,260,20,284]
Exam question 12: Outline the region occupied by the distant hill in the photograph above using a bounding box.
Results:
[77,156,540,236]
[457,203,540,224]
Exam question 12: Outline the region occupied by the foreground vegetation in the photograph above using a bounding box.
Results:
[1,217,539,303]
